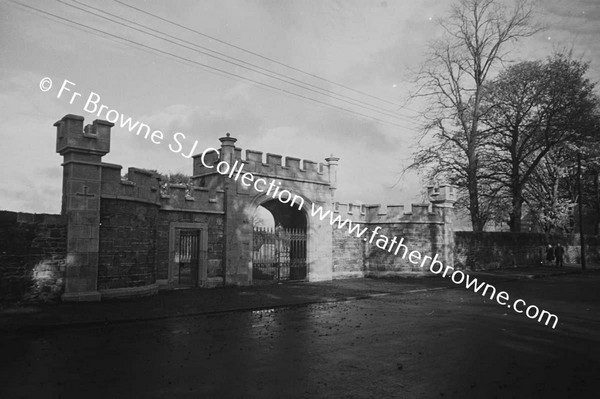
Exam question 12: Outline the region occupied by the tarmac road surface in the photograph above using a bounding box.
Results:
[1,271,599,398]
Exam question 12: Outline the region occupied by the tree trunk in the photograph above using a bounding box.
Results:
[509,159,523,232]
[468,90,483,232]
[468,169,482,231]
[467,136,483,232]
[510,194,523,232]
[594,170,600,235]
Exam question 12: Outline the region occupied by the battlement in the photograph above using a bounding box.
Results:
[427,184,457,206]
[159,185,224,212]
[100,164,159,204]
[193,137,334,186]
[333,203,368,221]
[99,163,223,212]
[241,149,327,180]
[333,202,449,225]
[324,184,457,226]
[55,114,113,157]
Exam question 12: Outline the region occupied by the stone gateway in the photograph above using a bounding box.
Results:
[0,115,456,302]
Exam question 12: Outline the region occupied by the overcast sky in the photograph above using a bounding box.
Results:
[1,0,599,214]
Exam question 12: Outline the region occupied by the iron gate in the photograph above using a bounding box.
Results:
[177,229,200,286]
[252,226,307,282]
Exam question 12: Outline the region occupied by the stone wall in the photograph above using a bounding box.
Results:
[0,211,67,303]
[331,188,456,278]
[363,218,447,276]
[156,211,224,282]
[454,232,600,270]
[98,199,159,290]
[97,197,226,291]
[40,114,460,300]
[194,136,338,284]
[332,226,364,278]
[98,154,225,292]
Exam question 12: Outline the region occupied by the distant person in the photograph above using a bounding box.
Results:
[555,243,565,267]
[545,244,554,266]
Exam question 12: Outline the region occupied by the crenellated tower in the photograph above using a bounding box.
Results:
[192,134,339,284]
[55,114,113,301]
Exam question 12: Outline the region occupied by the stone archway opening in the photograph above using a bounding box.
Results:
[253,205,275,228]
[260,199,307,229]
[252,199,308,283]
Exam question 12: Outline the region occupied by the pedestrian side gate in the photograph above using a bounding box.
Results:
[177,229,200,286]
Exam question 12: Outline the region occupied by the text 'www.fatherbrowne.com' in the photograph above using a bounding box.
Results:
[310,204,559,330]
[192,145,560,330]
[41,75,559,330]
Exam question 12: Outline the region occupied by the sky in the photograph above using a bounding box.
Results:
[1,0,600,214]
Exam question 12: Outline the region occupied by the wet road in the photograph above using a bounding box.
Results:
[2,273,600,398]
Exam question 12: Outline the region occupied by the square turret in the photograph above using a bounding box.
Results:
[55,114,113,156]
[427,184,457,205]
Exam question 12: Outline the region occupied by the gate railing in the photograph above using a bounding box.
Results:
[177,229,200,285]
[252,226,307,281]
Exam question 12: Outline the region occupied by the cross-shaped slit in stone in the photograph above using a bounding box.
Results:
[76,185,95,198]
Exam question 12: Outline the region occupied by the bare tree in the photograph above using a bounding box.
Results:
[408,0,539,231]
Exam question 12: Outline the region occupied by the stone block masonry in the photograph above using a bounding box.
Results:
[192,135,338,285]
[455,232,600,269]
[155,211,224,284]
[55,114,112,301]
[98,200,158,290]
[14,112,595,304]
[46,114,458,299]
[50,114,229,300]
[330,185,456,278]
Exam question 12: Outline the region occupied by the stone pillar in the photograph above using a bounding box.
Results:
[55,114,113,301]
[325,154,339,194]
[219,133,237,165]
[219,133,250,285]
[428,184,457,267]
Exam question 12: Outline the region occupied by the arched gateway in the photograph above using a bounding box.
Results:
[53,114,339,300]
[51,114,453,302]
[192,133,339,286]
[252,199,308,282]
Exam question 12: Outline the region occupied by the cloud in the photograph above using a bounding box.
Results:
[0,175,62,214]
[2,0,599,215]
